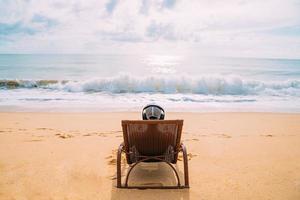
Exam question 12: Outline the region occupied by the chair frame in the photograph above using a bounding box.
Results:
[117,120,189,189]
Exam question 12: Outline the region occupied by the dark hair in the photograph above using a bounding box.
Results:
[142,104,165,120]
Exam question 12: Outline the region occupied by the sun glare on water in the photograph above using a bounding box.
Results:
[143,55,184,75]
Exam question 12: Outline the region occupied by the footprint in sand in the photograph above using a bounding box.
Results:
[221,134,232,138]
[183,138,200,142]
[108,130,122,134]
[36,128,48,130]
[36,128,58,132]
[25,139,43,142]
[0,128,12,133]
[108,175,117,180]
[1,129,12,133]
[83,133,93,136]
[106,154,118,165]
[83,132,108,137]
[97,133,108,137]
[178,153,197,161]
[261,134,273,137]
[214,133,231,138]
[55,133,74,139]
[106,150,126,166]
[199,134,207,137]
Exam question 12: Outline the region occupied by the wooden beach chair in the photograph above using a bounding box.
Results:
[117,120,189,189]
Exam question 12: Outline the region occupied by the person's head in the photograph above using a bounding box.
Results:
[142,104,165,120]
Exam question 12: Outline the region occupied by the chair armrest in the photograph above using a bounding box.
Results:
[118,142,124,152]
[180,143,187,152]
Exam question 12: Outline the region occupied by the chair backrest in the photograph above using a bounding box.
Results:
[121,120,183,164]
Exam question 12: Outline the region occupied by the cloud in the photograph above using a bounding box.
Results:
[0,22,36,36]
[146,21,176,41]
[96,30,141,42]
[162,0,176,8]
[106,0,119,13]
[0,0,299,58]
[265,25,300,37]
[31,14,58,28]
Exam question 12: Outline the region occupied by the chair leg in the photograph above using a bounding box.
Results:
[117,143,124,188]
[116,143,189,189]
[181,143,189,188]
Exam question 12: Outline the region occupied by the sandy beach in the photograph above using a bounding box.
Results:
[0,112,300,199]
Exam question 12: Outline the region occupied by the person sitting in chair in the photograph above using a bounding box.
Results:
[142,104,165,120]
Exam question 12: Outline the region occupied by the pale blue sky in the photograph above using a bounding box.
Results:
[0,0,300,58]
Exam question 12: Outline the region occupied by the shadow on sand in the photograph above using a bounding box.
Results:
[110,162,190,200]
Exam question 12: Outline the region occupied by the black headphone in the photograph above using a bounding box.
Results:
[142,104,165,120]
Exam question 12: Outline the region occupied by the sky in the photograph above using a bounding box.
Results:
[0,0,300,58]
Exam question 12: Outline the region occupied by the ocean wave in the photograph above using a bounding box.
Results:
[168,97,257,103]
[0,80,62,88]
[1,75,300,96]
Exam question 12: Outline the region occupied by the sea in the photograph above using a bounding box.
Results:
[0,54,299,112]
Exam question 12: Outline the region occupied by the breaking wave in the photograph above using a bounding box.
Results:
[1,75,300,96]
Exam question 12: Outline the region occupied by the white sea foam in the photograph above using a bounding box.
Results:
[1,75,299,97]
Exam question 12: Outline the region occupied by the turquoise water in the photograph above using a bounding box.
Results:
[0,54,299,112]
[1,54,300,80]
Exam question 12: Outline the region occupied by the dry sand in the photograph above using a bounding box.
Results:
[0,112,300,199]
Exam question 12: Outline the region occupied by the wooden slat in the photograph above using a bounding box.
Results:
[121,120,184,164]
